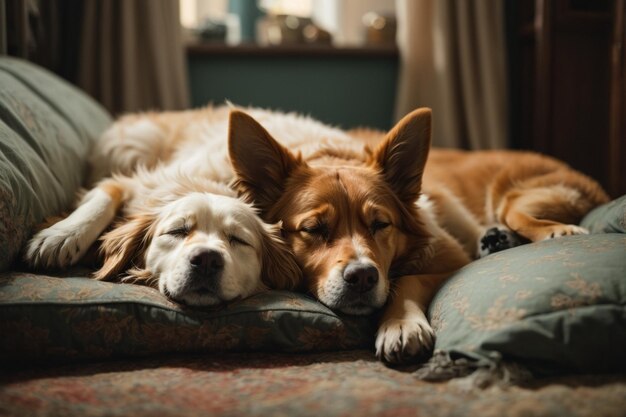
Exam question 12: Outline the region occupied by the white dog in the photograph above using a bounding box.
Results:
[25,108,303,306]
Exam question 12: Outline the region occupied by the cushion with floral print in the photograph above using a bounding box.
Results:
[0,270,376,361]
[418,233,626,382]
[0,57,112,271]
[581,194,626,234]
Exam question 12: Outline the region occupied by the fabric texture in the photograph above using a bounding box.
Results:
[2,350,626,417]
[0,57,112,271]
[0,271,375,361]
[395,0,508,149]
[581,194,626,234]
[78,0,190,115]
[419,233,626,383]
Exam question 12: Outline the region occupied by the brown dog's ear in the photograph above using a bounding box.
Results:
[370,108,432,204]
[93,214,155,283]
[259,222,302,291]
[228,110,304,214]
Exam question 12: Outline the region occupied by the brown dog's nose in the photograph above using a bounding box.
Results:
[343,262,378,293]
[190,249,224,276]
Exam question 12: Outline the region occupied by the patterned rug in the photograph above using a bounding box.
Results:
[1,350,625,417]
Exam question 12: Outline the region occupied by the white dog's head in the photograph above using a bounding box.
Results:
[94,193,301,306]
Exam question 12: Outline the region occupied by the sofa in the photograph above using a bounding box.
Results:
[1,57,625,417]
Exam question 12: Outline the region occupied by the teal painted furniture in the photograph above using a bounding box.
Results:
[187,44,399,130]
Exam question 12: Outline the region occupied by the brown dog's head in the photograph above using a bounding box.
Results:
[229,109,433,315]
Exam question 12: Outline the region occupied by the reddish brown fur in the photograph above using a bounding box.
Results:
[422,149,609,250]
[342,134,610,255]
[267,166,433,296]
[229,108,471,363]
[259,223,303,291]
[93,213,156,283]
[228,107,609,362]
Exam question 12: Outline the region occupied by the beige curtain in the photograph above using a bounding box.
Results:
[78,0,189,116]
[395,0,508,149]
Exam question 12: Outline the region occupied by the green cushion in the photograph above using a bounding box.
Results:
[0,59,376,361]
[0,271,375,361]
[421,233,626,380]
[0,57,112,271]
[581,194,626,234]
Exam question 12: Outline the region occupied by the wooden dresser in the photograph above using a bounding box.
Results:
[508,0,625,198]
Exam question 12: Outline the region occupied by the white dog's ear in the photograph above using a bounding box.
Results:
[93,213,156,283]
[259,222,302,291]
[228,110,306,215]
[370,108,432,205]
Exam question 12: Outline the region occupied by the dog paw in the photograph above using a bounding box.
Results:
[540,224,589,241]
[375,317,435,364]
[25,221,89,269]
[478,226,525,258]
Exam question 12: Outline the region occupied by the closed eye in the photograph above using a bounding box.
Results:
[301,223,329,239]
[164,226,190,238]
[371,220,391,234]
[228,234,250,246]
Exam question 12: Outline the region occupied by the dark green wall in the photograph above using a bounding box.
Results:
[187,53,399,130]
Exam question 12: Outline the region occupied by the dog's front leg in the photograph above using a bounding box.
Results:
[375,273,448,364]
[25,179,127,269]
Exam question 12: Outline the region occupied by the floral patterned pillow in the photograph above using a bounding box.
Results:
[419,233,626,383]
[0,271,375,361]
[0,57,111,271]
[581,194,626,234]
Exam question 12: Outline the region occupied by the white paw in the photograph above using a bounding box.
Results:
[25,220,92,269]
[541,224,589,241]
[375,316,435,364]
[25,188,118,270]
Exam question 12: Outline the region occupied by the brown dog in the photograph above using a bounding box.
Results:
[53,103,606,364]
[421,149,610,258]
[229,108,471,363]
[228,107,609,363]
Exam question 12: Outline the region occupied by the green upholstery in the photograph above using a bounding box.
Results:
[0,58,375,362]
[0,271,374,361]
[0,57,112,270]
[581,194,626,234]
[422,233,626,379]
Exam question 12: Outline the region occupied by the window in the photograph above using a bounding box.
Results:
[180,0,396,47]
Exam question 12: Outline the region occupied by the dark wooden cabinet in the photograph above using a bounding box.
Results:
[610,0,625,197]
[509,0,625,198]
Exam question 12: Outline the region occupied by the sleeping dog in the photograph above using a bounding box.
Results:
[30,105,606,364]
[25,111,301,306]
[227,107,609,363]
[228,108,471,363]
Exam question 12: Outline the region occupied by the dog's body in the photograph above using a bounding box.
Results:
[225,107,608,363]
[86,106,355,186]
[422,149,609,257]
[226,108,472,363]
[25,108,301,306]
[26,105,608,363]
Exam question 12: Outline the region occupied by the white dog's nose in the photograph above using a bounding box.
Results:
[189,249,224,276]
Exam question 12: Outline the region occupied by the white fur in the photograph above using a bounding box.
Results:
[375,311,435,363]
[26,105,325,305]
[88,105,353,186]
[318,263,388,316]
[315,237,389,315]
[26,188,118,268]
[541,224,589,240]
[145,193,266,306]
[88,118,167,184]
[25,163,273,306]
